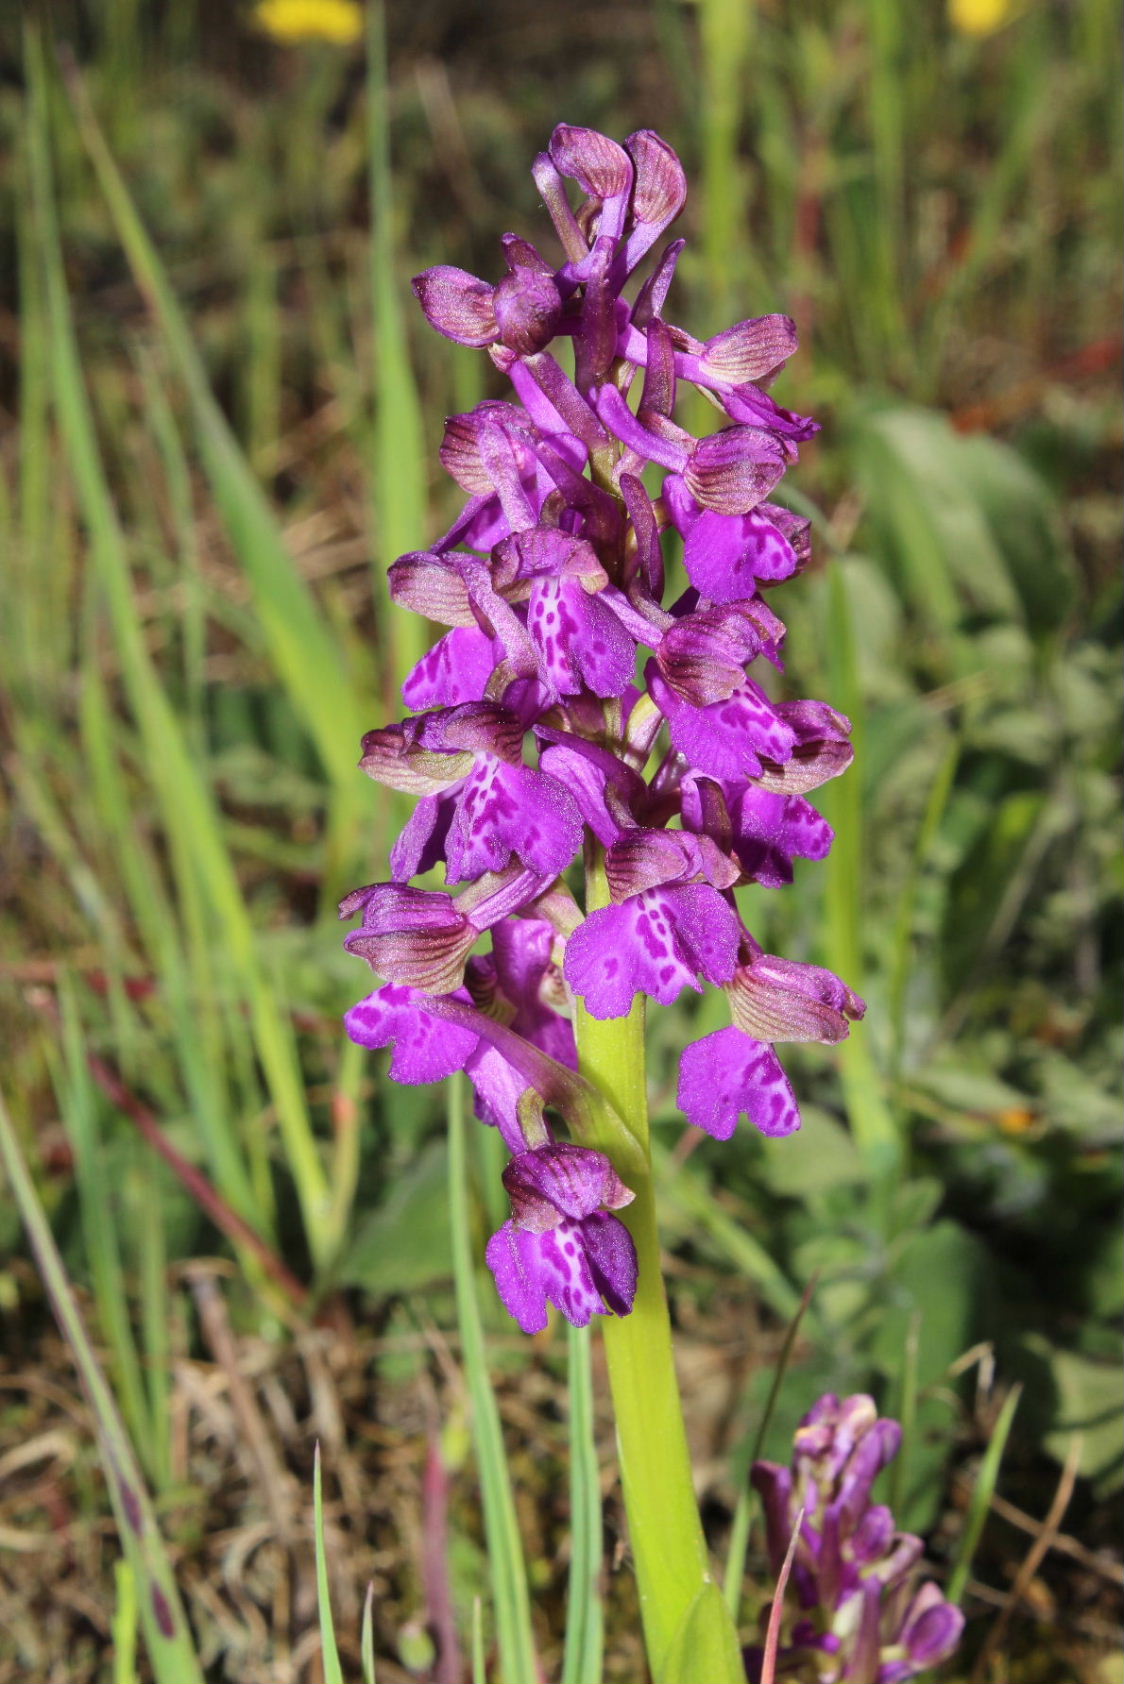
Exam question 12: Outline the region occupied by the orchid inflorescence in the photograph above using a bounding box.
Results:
[341,122,864,1335]
[748,1395,965,1683]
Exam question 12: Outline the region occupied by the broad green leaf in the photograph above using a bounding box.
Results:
[870,1220,985,1530]
[662,1581,744,1684]
[1034,1338,1124,1493]
[336,1140,451,1296]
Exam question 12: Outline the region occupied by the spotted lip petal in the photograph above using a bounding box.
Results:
[677,1026,801,1140]
[724,787,834,887]
[648,664,797,782]
[564,884,741,1018]
[344,984,479,1083]
[492,1203,639,1332]
[444,755,583,882]
[486,1215,638,1333]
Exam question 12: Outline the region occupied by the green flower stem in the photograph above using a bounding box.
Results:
[572,851,743,1682]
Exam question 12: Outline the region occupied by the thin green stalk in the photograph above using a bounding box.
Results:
[111,1560,140,1684]
[361,1583,378,1684]
[324,1035,366,1265]
[887,736,960,1083]
[573,851,742,1684]
[561,1322,603,1684]
[946,1386,1021,1606]
[313,1445,345,1684]
[447,1073,539,1684]
[135,1148,172,1494]
[697,0,756,319]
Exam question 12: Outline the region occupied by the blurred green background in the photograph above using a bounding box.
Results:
[0,1,1120,1680]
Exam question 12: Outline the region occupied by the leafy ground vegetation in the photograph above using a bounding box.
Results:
[0,1,1120,1680]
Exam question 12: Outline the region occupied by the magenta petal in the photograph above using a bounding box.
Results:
[402,626,497,709]
[564,884,740,1018]
[493,267,563,355]
[537,737,643,847]
[683,507,799,599]
[527,577,637,698]
[491,919,578,1067]
[902,1587,965,1668]
[727,788,834,887]
[344,985,479,1083]
[677,1026,801,1139]
[465,1044,532,1153]
[579,1210,638,1315]
[445,757,583,882]
[485,1222,550,1334]
[389,794,452,882]
[648,666,796,780]
[486,1217,624,1332]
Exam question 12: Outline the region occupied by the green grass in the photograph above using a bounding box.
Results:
[0,1,1119,1677]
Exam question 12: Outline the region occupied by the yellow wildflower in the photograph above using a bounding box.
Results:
[948,0,1027,37]
[253,0,364,45]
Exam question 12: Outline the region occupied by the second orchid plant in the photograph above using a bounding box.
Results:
[341,125,961,1683]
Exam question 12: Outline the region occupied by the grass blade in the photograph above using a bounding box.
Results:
[111,1560,140,1684]
[55,977,153,1475]
[447,1072,539,1684]
[361,1582,378,1684]
[314,1443,346,1684]
[819,561,903,1185]
[758,1505,804,1684]
[60,51,369,881]
[26,26,334,1267]
[561,1322,603,1684]
[946,1384,1022,1606]
[0,1083,206,1684]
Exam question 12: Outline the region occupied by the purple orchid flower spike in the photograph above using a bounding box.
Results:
[340,120,864,1345]
[745,1395,965,1684]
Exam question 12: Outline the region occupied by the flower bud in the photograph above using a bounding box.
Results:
[412,265,498,347]
[493,267,564,354]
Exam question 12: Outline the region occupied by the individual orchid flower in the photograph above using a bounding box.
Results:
[486,1143,638,1333]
